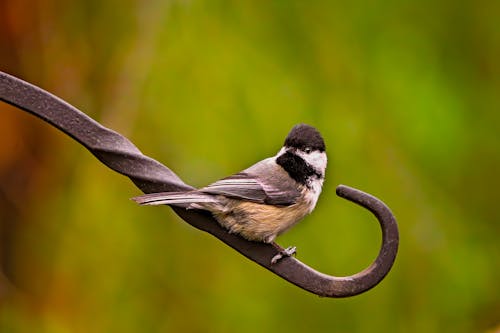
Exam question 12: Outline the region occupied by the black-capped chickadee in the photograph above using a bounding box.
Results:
[132,124,327,263]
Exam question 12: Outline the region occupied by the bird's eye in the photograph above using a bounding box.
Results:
[304,148,312,154]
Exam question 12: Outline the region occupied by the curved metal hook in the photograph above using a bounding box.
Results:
[0,71,399,297]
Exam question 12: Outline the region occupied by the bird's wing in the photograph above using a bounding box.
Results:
[132,158,302,207]
[200,159,302,206]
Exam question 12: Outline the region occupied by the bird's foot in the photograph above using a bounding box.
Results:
[271,246,297,264]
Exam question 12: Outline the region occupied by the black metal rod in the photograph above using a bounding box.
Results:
[0,71,398,297]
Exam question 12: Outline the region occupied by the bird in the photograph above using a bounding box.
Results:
[132,124,327,263]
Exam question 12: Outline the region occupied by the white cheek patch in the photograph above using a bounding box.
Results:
[277,146,287,156]
[296,150,327,177]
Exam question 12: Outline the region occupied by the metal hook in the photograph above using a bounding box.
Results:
[0,71,399,297]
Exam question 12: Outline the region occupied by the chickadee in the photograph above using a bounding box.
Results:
[132,124,327,263]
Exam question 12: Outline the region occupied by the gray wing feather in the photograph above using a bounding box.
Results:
[200,158,301,206]
[132,158,301,207]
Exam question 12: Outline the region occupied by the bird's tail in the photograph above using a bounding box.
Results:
[131,191,216,207]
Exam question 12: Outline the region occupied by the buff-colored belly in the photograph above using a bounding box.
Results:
[212,200,311,243]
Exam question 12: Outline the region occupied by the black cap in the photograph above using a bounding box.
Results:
[284,124,326,152]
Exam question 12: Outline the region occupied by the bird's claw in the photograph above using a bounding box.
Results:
[271,246,297,264]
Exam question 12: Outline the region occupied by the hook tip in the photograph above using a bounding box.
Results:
[335,184,351,198]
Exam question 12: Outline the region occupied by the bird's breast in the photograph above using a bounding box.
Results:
[210,191,315,243]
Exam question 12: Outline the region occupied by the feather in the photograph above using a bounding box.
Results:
[132,156,303,208]
[131,192,215,206]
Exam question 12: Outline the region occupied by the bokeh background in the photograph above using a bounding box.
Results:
[0,0,499,332]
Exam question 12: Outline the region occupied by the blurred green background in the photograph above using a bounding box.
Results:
[0,0,499,332]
